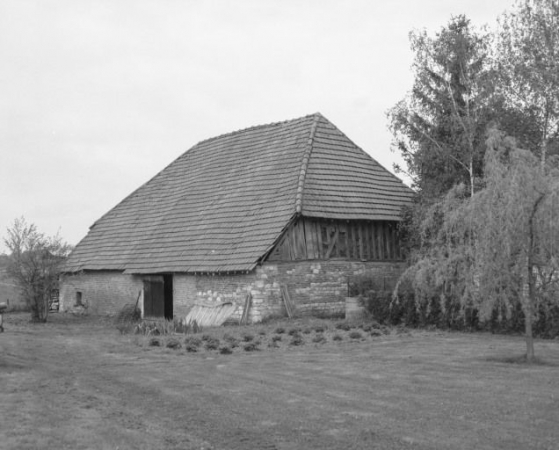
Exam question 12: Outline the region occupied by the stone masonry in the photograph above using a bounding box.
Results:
[59,260,406,322]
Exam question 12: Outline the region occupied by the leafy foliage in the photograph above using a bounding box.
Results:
[395,130,559,359]
[3,217,72,322]
[388,15,493,199]
[495,0,559,165]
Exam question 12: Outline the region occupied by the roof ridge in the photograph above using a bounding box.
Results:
[194,112,320,148]
[295,113,321,214]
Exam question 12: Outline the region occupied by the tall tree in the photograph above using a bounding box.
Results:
[496,0,559,167]
[4,217,72,322]
[470,131,559,361]
[397,130,559,362]
[388,15,493,200]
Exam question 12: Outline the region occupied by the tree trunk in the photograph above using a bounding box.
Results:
[469,158,475,197]
[524,193,546,363]
[524,285,535,363]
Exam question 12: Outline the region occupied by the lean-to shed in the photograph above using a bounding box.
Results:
[60,113,414,321]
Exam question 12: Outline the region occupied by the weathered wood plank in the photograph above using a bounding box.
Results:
[325,227,339,259]
[281,285,295,319]
[297,219,307,259]
[362,222,369,261]
[239,293,252,325]
[358,223,364,260]
[385,223,392,260]
[304,219,314,259]
[317,222,324,259]
[347,223,353,259]
[339,222,347,258]
[377,222,384,260]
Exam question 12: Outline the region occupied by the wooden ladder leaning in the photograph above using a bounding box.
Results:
[239,292,252,325]
[280,285,295,319]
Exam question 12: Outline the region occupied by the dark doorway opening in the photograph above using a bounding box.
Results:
[163,274,173,320]
[143,275,173,319]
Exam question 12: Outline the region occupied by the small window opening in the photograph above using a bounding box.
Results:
[75,291,83,306]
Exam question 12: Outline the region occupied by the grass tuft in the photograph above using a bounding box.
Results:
[166,338,182,349]
[349,331,363,340]
[219,346,233,355]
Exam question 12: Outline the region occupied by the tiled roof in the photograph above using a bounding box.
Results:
[64,113,413,273]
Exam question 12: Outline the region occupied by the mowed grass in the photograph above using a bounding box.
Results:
[2,313,559,449]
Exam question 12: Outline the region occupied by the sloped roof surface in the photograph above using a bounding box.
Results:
[64,113,413,273]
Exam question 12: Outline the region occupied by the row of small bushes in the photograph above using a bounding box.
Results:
[359,290,559,338]
[144,322,389,354]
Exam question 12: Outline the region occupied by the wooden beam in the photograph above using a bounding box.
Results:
[385,223,392,260]
[239,292,252,325]
[358,223,364,260]
[377,222,384,260]
[316,224,323,259]
[325,227,339,259]
[281,286,295,319]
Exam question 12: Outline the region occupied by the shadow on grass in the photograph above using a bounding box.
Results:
[484,354,558,366]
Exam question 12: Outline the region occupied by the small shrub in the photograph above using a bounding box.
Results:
[148,337,160,347]
[242,333,255,342]
[205,338,220,351]
[288,328,300,336]
[370,329,383,337]
[349,331,363,340]
[185,344,198,353]
[332,334,343,341]
[313,325,325,333]
[166,338,182,349]
[268,340,280,349]
[184,336,202,347]
[274,327,286,334]
[219,346,233,355]
[223,333,240,348]
[289,335,304,346]
[201,334,212,341]
[258,330,267,336]
[243,342,259,352]
[271,335,282,342]
[335,323,351,331]
[312,334,326,344]
[302,328,312,335]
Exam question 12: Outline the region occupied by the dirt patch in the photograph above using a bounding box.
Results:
[1,312,559,449]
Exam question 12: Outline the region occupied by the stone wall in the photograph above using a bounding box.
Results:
[59,271,143,315]
[60,260,406,322]
[191,260,406,322]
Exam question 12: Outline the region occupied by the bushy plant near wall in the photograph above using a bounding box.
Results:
[354,269,559,338]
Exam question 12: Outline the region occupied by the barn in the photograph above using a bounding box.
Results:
[60,113,414,322]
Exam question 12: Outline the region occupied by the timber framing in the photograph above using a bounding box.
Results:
[267,217,402,262]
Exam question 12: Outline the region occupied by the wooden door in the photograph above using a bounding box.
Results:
[143,277,165,318]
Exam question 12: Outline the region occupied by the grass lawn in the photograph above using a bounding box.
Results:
[1,313,558,449]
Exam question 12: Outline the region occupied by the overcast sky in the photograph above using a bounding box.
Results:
[1,0,516,252]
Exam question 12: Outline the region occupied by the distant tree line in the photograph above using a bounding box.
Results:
[387,0,559,362]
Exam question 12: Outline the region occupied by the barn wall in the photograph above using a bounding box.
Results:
[190,260,405,322]
[59,271,143,315]
[60,260,405,322]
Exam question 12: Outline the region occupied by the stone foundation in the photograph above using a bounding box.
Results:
[60,260,405,322]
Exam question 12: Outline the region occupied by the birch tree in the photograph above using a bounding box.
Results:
[388,15,493,199]
[496,0,559,167]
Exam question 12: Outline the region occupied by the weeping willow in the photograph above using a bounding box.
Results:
[396,129,559,361]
